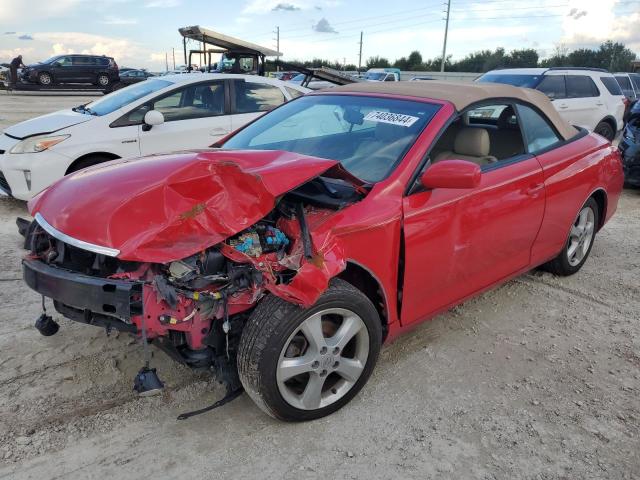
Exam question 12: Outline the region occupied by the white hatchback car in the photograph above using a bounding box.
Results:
[476,68,626,141]
[0,73,309,200]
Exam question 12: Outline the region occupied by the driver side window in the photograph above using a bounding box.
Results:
[120,81,226,125]
[430,103,526,168]
[57,56,73,67]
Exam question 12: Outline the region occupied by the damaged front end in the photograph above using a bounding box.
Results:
[21,150,367,393]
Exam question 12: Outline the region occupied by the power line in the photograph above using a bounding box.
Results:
[280,11,442,40]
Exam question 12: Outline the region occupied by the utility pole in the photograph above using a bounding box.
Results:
[440,0,451,72]
[358,31,363,72]
[165,52,168,72]
[172,48,176,70]
[274,26,280,71]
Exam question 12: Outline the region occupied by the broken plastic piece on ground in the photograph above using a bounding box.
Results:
[133,367,164,396]
[177,387,243,420]
[34,313,59,336]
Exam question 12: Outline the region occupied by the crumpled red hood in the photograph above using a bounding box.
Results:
[29,150,338,263]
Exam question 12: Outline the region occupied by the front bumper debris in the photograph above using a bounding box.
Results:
[22,258,142,321]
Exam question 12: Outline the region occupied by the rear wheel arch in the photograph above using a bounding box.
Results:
[338,261,389,341]
[590,188,607,231]
[66,152,120,174]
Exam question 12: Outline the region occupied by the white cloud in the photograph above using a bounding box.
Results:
[0,46,35,59]
[561,0,640,51]
[32,32,147,65]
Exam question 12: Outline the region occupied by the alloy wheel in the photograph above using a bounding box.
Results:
[567,205,595,266]
[98,75,109,86]
[276,307,370,410]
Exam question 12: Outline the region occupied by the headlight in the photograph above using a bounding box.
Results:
[10,134,70,154]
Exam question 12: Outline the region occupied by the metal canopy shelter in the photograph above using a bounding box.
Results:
[179,26,282,73]
[177,26,358,86]
[179,26,282,57]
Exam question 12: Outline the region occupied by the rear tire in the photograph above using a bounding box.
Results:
[97,74,110,87]
[542,197,599,276]
[67,155,115,174]
[238,279,382,421]
[594,121,615,141]
[38,72,52,86]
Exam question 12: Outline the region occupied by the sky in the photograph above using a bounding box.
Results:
[0,0,638,70]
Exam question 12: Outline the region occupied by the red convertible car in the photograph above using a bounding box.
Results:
[22,82,623,421]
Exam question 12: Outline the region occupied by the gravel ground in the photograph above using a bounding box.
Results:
[0,94,639,480]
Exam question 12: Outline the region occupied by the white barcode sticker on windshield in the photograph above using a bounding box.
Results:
[363,111,419,127]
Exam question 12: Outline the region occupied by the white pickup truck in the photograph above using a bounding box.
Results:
[364,68,401,82]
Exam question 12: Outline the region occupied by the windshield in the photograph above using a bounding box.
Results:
[364,72,386,81]
[85,79,172,116]
[39,56,61,65]
[476,73,543,88]
[222,95,440,183]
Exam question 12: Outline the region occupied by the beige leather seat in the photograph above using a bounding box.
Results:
[433,127,497,166]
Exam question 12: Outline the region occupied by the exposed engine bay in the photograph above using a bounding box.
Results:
[22,177,365,395]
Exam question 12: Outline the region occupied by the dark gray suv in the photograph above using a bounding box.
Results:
[22,54,119,88]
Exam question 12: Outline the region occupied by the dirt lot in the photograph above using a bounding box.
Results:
[0,92,639,479]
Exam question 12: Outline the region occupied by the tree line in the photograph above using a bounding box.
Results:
[364,41,637,73]
[278,41,636,73]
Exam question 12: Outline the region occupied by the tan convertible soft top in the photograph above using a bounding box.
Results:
[329,81,579,140]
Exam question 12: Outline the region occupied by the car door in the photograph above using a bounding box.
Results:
[230,79,289,131]
[137,79,230,155]
[400,103,546,326]
[560,75,601,130]
[71,56,92,82]
[53,56,73,82]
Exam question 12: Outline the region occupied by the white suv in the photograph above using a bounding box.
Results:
[0,73,309,200]
[477,68,626,141]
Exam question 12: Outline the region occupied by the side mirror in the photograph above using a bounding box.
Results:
[142,110,164,131]
[421,159,481,190]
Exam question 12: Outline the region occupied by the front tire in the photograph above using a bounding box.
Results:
[594,121,614,141]
[542,197,599,276]
[238,279,382,421]
[38,72,52,86]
